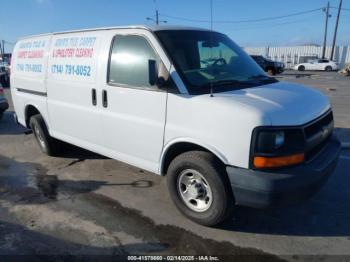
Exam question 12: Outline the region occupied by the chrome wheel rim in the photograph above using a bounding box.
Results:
[34,125,46,150]
[177,169,213,212]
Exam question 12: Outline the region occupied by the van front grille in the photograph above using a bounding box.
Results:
[304,110,334,161]
[304,111,333,139]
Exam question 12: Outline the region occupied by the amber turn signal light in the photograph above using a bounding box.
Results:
[253,153,305,168]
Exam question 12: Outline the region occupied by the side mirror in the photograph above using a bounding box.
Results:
[148,59,157,86]
[157,60,170,88]
[148,59,170,88]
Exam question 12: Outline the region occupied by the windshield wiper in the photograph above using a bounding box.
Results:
[248,74,278,83]
[248,74,271,80]
[195,77,277,93]
[196,79,256,91]
[209,79,253,87]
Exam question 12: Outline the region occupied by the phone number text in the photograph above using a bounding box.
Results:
[51,64,91,77]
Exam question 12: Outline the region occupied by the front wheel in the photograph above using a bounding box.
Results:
[167,151,234,226]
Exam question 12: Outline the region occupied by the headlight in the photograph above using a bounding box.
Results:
[275,131,285,148]
[256,130,285,153]
[252,128,305,169]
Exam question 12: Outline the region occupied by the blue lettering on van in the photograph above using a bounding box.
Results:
[79,37,96,47]
[54,37,96,48]
[51,64,91,77]
[51,64,64,74]
[16,63,42,73]
[19,40,46,49]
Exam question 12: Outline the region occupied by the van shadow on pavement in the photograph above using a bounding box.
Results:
[0,111,107,160]
[0,155,153,205]
[0,111,29,135]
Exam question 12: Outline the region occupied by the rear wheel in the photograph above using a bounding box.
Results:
[29,114,61,156]
[167,151,234,226]
[298,65,305,71]
[325,66,332,72]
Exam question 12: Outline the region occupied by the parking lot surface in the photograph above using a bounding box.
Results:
[0,71,349,260]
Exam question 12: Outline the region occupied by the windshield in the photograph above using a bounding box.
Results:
[155,30,277,94]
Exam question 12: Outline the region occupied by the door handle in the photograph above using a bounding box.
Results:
[91,88,97,106]
[102,90,108,108]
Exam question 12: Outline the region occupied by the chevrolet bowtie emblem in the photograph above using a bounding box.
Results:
[321,126,330,138]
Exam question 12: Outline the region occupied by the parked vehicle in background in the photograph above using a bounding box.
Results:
[298,55,319,64]
[250,55,284,75]
[0,63,10,87]
[0,84,9,120]
[294,59,338,72]
[10,25,340,226]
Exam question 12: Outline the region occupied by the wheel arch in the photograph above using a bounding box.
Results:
[325,65,332,71]
[24,104,49,130]
[159,138,228,176]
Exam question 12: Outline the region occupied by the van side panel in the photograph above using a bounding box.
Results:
[46,32,104,149]
[11,36,51,127]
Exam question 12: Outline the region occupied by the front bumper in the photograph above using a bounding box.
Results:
[227,134,341,208]
[0,99,9,112]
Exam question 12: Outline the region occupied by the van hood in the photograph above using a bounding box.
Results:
[214,81,330,126]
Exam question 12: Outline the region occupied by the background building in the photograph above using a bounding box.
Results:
[244,45,350,69]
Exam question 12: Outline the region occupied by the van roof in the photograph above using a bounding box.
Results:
[18,25,211,40]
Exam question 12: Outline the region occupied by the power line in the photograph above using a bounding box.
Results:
[330,6,350,11]
[160,7,323,24]
[226,18,315,31]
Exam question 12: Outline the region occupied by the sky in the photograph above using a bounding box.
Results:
[1,0,350,52]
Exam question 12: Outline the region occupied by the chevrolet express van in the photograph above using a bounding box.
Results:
[11,25,341,226]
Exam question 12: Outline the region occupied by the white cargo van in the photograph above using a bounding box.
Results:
[11,25,341,226]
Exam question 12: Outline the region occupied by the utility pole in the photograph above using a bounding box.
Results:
[322,2,330,59]
[0,41,3,61]
[146,9,166,25]
[330,0,343,61]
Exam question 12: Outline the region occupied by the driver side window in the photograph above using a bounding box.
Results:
[108,35,159,88]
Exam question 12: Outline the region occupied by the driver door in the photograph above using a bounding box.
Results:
[99,32,168,173]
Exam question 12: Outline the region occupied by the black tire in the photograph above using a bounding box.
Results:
[298,65,305,71]
[29,114,61,156]
[5,77,10,88]
[0,112,3,120]
[167,151,234,226]
[325,66,332,72]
